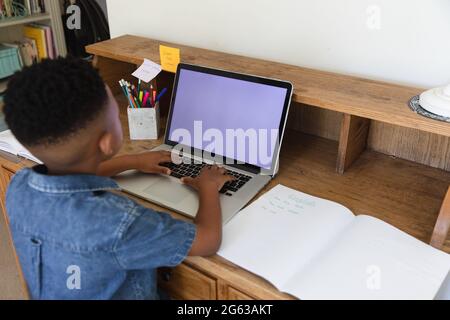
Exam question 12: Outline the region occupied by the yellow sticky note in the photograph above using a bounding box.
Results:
[159,45,180,73]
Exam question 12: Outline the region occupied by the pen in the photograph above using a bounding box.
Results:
[156,88,168,102]
[134,96,141,108]
[119,79,134,108]
[131,85,138,97]
[124,81,137,108]
[118,80,127,98]
[152,90,156,107]
[142,91,150,107]
[129,89,137,108]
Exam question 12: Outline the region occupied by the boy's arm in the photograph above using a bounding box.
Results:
[181,166,234,256]
[100,152,232,256]
[96,151,173,177]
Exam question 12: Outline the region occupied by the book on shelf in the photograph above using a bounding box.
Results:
[23,24,46,60]
[0,129,42,163]
[28,0,46,14]
[23,24,56,61]
[31,23,55,58]
[218,184,450,300]
[2,38,38,68]
[0,79,6,105]
[0,0,46,19]
[0,78,6,93]
[19,38,38,65]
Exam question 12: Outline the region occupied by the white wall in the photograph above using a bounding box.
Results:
[106,0,450,88]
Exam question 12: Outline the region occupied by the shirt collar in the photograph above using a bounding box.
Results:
[27,165,120,193]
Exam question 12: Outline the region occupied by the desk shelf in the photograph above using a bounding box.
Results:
[0,13,51,28]
[86,35,450,174]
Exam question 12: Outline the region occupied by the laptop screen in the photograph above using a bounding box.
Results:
[167,66,290,170]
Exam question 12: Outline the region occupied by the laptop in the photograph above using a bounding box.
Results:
[114,63,293,224]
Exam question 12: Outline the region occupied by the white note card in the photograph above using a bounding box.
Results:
[132,58,162,83]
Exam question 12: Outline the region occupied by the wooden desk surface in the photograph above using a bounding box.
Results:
[118,95,450,295]
[2,96,449,299]
[86,35,450,137]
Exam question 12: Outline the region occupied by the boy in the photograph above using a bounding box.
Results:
[3,57,233,299]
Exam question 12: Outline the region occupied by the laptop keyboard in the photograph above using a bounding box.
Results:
[161,162,252,196]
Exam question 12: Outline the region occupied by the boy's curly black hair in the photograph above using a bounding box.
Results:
[3,56,108,146]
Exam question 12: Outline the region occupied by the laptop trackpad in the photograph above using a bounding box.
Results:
[143,178,192,204]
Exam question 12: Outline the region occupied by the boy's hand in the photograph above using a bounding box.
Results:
[181,165,235,191]
[135,151,174,175]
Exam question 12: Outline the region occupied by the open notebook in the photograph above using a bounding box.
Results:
[218,184,450,300]
[0,130,42,164]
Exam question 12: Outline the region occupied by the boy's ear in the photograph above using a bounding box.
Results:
[98,132,115,158]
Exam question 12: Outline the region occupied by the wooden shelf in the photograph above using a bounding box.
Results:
[86,35,450,137]
[86,35,450,174]
[0,13,51,28]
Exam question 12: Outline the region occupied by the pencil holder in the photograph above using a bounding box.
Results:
[127,103,160,140]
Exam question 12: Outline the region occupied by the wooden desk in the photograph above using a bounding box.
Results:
[1,35,449,300]
[0,95,449,299]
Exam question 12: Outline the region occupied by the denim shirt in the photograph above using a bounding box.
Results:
[6,166,196,300]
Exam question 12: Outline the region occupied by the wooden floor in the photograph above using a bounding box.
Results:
[262,129,450,253]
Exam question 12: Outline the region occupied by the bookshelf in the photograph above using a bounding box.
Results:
[0,13,51,28]
[0,0,66,101]
[0,0,67,59]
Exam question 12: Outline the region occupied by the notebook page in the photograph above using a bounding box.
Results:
[218,184,355,290]
[435,271,450,300]
[0,130,20,155]
[284,215,450,299]
[0,130,42,163]
[17,151,42,164]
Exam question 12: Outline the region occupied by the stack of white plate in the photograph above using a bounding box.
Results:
[420,84,450,118]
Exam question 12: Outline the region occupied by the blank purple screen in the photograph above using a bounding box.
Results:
[168,69,288,169]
